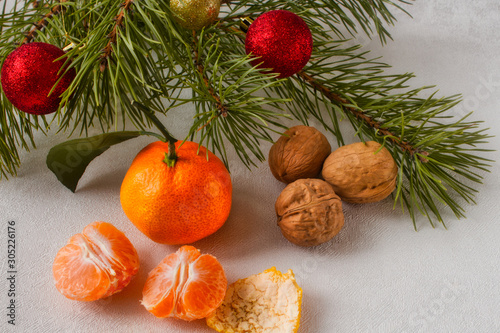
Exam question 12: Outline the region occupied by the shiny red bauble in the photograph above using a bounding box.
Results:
[1,42,76,115]
[245,10,313,79]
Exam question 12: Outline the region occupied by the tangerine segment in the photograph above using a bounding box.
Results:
[206,267,303,333]
[53,222,140,302]
[142,245,227,321]
[120,141,232,244]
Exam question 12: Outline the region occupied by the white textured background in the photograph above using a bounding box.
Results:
[1,1,500,332]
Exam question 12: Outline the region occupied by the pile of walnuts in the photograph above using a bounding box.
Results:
[269,125,398,247]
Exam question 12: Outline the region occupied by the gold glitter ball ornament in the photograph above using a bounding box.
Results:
[170,0,221,30]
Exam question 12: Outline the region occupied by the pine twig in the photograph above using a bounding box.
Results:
[21,0,67,45]
[192,30,228,119]
[297,70,430,162]
[99,0,135,72]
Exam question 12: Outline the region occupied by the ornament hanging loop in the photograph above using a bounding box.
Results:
[62,42,76,52]
[239,17,254,33]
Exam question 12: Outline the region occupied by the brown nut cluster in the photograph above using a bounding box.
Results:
[275,178,344,247]
[268,125,331,184]
[321,141,398,204]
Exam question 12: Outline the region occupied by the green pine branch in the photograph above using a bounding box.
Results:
[0,0,494,227]
[269,19,492,226]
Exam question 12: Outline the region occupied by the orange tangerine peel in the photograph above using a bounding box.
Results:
[206,267,303,333]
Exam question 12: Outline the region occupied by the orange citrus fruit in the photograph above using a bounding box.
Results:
[52,221,140,301]
[142,245,227,320]
[207,267,303,333]
[120,140,232,244]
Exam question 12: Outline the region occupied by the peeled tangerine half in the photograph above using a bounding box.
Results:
[142,245,227,321]
[206,267,303,333]
[52,222,140,301]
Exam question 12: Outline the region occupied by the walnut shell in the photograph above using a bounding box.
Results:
[268,125,331,184]
[321,141,398,204]
[275,179,344,247]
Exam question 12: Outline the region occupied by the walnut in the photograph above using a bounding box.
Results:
[321,141,398,204]
[268,125,331,183]
[275,179,344,247]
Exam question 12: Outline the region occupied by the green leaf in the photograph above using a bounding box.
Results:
[46,131,143,192]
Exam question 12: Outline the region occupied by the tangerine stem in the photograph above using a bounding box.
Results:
[131,101,178,167]
[131,101,177,143]
[163,141,177,167]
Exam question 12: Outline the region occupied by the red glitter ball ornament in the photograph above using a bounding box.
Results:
[1,42,76,115]
[245,10,313,78]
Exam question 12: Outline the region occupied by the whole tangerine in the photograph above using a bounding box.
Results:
[120,140,232,244]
